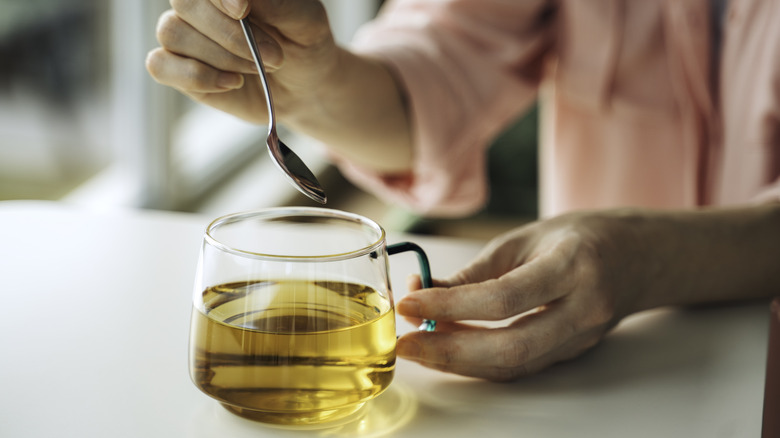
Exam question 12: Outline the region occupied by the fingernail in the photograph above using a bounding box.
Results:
[222,0,247,19]
[397,297,421,317]
[216,72,243,89]
[396,338,421,358]
[405,274,421,291]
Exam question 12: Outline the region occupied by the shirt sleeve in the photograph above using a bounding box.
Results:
[333,0,555,217]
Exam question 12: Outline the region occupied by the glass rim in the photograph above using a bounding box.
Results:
[204,207,387,262]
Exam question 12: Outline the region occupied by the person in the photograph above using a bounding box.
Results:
[146,0,780,381]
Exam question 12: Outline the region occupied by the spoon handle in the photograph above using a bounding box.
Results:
[239,18,275,129]
[238,17,327,204]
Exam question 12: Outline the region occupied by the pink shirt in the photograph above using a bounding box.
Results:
[335,0,780,217]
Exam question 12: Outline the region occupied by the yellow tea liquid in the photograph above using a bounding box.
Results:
[189,279,396,425]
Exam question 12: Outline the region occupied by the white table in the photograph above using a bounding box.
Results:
[0,201,770,437]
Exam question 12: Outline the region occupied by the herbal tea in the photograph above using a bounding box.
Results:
[189,279,396,425]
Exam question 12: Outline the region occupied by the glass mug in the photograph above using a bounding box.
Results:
[189,207,433,426]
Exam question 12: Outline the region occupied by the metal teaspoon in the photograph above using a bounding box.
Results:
[239,18,327,204]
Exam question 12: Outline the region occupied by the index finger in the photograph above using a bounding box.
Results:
[396,254,572,322]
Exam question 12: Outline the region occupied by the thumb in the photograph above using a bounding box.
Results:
[396,232,531,321]
[405,274,453,292]
[397,259,506,322]
[438,249,512,289]
[442,229,531,287]
[216,0,250,19]
[402,243,516,293]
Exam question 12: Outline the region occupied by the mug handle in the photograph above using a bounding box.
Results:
[387,242,436,332]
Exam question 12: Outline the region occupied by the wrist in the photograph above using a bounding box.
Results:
[612,209,690,314]
[585,208,673,315]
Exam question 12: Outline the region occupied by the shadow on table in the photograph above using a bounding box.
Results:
[188,303,766,437]
[401,303,766,435]
[189,381,419,438]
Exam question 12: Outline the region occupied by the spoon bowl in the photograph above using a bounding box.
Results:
[268,131,327,204]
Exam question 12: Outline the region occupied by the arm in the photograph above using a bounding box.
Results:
[395,203,780,381]
[619,203,780,311]
[146,0,555,214]
[336,0,555,214]
[281,48,413,172]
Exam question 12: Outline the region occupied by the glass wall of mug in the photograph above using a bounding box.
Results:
[189,207,397,425]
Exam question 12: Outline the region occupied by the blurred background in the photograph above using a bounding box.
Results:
[0,0,538,239]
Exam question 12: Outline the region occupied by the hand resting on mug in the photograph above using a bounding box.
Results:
[395,206,780,381]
